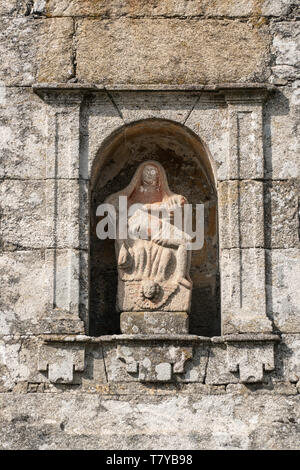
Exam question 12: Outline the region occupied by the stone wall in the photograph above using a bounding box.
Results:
[0,0,299,450]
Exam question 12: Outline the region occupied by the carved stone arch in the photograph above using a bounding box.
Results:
[89,118,220,337]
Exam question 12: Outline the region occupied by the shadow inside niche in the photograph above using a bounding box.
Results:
[88,120,220,337]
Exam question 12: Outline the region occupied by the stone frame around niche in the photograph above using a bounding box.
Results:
[33,82,279,384]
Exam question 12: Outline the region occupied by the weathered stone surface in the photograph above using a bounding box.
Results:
[206,344,239,385]
[0,250,86,335]
[0,337,109,391]
[80,92,124,178]
[1,393,299,449]
[103,342,196,382]
[0,179,88,250]
[274,334,300,383]
[44,101,82,180]
[76,19,270,84]
[227,342,275,383]
[262,0,298,16]
[185,96,228,181]
[38,342,85,384]
[46,179,88,249]
[219,181,264,249]
[0,180,46,249]
[264,85,300,179]
[110,91,200,125]
[0,251,50,335]
[120,312,188,335]
[266,249,300,333]
[265,181,299,248]
[0,18,73,86]
[226,100,265,180]
[0,88,47,179]
[270,21,300,82]
[0,0,25,16]
[0,336,48,391]
[221,248,272,334]
[43,0,296,18]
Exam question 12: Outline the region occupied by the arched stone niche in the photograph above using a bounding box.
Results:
[89,119,220,337]
[33,84,280,385]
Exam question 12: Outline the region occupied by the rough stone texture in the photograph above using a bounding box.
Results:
[76,19,270,84]
[0,88,47,179]
[265,181,299,248]
[270,21,300,83]
[264,85,300,179]
[185,96,228,181]
[227,342,275,383]
[42,0,297,18]
[0,250,86,335]
[0,251,50,335]
[0,179,88,250]
[0,393,299,450]
[0,1,21,16]
[219,181,265,249]
[120,312,189,335]
[221,248,272,334]
[110,91,200,125]
[0,17,74,86]
[103,342,197,382]
[266,249,300,333]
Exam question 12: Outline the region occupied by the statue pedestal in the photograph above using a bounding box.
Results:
[120,311,188,334]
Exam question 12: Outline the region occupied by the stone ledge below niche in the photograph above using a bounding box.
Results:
[37,333,280,385]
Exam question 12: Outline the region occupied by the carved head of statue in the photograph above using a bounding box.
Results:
[141,164,159,187]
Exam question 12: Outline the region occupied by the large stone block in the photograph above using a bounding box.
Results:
[76,19,270,84]
[0,17,73,86]
[103,341,204,382]
[264,85,300,179]
[0,87,47,179]
[206,344,239,385]
[109,91,200,126]
[0,180,46,250]
[0,393,299,449]
[0,251,50,335]
[219,181,264,249]
[120,312,188,335]
[80,92,123,178]
[0,179,88,250]
[278,334,300,383]
[185,96,228,181]
[0,250,85,335]
[0,336,52,391]
[266,249,300,333]
[43,0,296,18]
[221,248,272,334]
[270,21,300,82]
[265,181,299,249]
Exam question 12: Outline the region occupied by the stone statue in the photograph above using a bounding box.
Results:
[105,161,192,334]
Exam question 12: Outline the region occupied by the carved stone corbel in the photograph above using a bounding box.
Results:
[38,342,85,384]
[223,334,280,383]
[116,343,193,382]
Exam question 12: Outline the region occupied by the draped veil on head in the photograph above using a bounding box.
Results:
[105,161,177,208]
